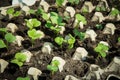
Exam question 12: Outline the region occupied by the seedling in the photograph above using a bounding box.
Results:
[82,7,89,13]
[45,12,65,34]
[95,24,103,30]
[75,14,87,27]
[68,0,80,5]
[73,28,85,41]
[109,8,119,16]
[27,29,42,45]
[95,6,106,12]
[16,76,30,80]
[118,37,120,43]
[29,9,36,14]
[6,8,21,18]
[36,8,49,21]
[65,34,75,49]
[4,33,16,48]
[5,33,16,43]
[47,60,60,75]
[54,37,64,47]
[94,43,109,57]
[50,12,65,26]
[0,40,6,48]
[11,52,27,67]
[25,18,41,29]
[0,28,7,36]
[56,0,64,7]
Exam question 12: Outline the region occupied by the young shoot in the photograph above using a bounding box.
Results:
[74,14,87,28]
[95,24,103,30]
[0,40,6,48]
[45,21,62,34]
[25,18,41,29]
[73,28,85,41]
[94,43,109,57]
[118,37,120,43]
[109,8,119,17]
[16,76,30,80]
[68,0,80,5]
[27,29,42,45]
[95,6,106,12]
[56,0,64,7]
[65,34,75,49]
[6,8,21,18]
[50,12,65,26]
[11,52,27,67]
[47,60,60,75]
[5,33,16,48]
[54,37,64,47]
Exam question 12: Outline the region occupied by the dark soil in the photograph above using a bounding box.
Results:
[0,0,120,80]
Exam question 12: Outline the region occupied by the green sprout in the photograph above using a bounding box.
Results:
[50,12,65,26]
[6,8,21,17]
[27,29,41,45]
[95,24,103,30]
[47,60,60,75]
[54,36,64,47]
[5,33,16,43]
[94,43,109,57]
[11,52,27,67]
[36,8,49,21]
[0,40,6,48]
[29,9,36,14]
[25,18,41,29]
[95,6,106,12]
[73,28,85,41]
[82,7,89,13]
[75,14,87,27]
[109,8,119,16]
[118,37,120,43]
[68,0,80,5]
[16,76,30,80]
[56,0,64,7]
[65,34,75,49]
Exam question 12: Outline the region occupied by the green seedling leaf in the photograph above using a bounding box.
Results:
[0,28,7,33]
[68,0,79,4]
[11,59,23,67]
[110,8,119,16]
[82,7,89,13]
[11,52,27,67]
[55,37,64,46]
[56,0,64,7]
[118,37,120,43]
[13,11,21,17]
[17,76,30,80]
[5,33,16,43]
[6,8,14,15]
[42,13,49,20]
[45,21,53,28]
[73,29,85,40]
[0,40,6,48]
[36,8,45,15]
[50,12,63,25]
[15,53,27,62]
[96,24,103,30]
[75,14,87,24]
[29,9,36,14]
[27,29,41,40]
[65,34,75,49]
[47,65,58,72]
[25,18,41,29]
[94,43,109,57]
[47,60,60,75]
